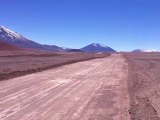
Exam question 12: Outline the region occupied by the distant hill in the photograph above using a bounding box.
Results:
[0,26,64,51]
[132,49,160,53]
[67,49,83,52]
[0,41,23,51]
[132,49,143,53]
[81,43,116,52]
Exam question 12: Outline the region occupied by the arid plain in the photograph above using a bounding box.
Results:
[0,52,160,120]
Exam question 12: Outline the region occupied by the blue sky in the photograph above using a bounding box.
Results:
[0,0,160,51]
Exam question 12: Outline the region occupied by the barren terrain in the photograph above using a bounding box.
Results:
[0,54,129,120]
[2,52,160,120]
[124,53,160,120]
[0,51,110,80]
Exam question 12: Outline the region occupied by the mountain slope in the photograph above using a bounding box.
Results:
[132,49,143,53]
[0,26,63,51]
[81,43,116,52]
[0,26,27,41]
[0,41,23,51]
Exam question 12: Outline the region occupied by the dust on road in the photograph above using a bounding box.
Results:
[0,54,130,120]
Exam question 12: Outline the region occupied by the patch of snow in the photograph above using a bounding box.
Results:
[0,26,27,41]
[62,47,70,49]
[143,49,160,52]
[91,43,108,48]
[0,35,5,38]
[99,44,108,48]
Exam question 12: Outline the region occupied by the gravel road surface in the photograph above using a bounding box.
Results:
[0,54,129,120]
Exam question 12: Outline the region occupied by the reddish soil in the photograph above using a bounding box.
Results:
[0,41,22,51]
[124,53,160,120]
[0,54,129,120]
[2,51,160,119]
[0,51,110,81]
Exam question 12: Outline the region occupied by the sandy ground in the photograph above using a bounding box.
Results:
[0,52,110,80]
[124,53,160,120]
[0,54,129,120]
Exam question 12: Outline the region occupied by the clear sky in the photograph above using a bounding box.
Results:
[0,0,160,51]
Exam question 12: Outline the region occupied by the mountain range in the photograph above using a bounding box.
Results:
[0,26,64,51]
[81,43,116,52]
[1,26,160,53]
[0,26,117,52]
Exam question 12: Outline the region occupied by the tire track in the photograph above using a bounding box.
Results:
[0,54,130,120]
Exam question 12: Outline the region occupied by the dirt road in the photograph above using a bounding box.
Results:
[0,54,130,120]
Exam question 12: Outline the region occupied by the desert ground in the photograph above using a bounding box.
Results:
[1,52,160,120]
[0,54,130,120]
[0,51,110,80]
[124,53,160,120]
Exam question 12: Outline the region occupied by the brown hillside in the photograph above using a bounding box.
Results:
[0,41,22,51]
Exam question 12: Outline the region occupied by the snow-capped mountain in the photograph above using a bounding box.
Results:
[81,43,116,52]
[0,26,27,41]
[132,49,143,53]
[0,26,64,51]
